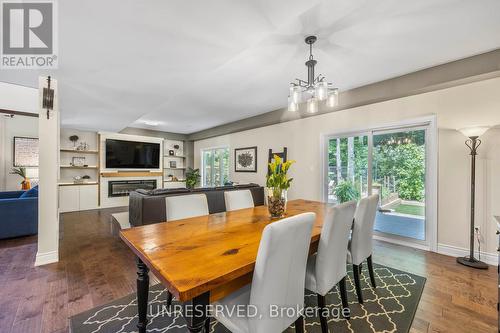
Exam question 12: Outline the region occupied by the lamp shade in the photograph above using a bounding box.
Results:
[458,126,490,138]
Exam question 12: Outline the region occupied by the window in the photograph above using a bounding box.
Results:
[201,147,229,187]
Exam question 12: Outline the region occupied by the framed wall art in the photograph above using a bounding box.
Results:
[234,146,257,172]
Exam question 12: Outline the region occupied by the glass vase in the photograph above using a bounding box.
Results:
[267,188,287,218]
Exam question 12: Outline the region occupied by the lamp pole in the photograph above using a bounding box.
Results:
[456,135,488,269]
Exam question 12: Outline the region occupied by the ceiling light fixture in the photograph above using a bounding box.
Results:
[288,36,339,113]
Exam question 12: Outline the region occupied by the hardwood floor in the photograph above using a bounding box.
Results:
[0,207,497,333]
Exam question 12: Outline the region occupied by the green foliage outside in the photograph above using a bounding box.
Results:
[328,130,425,202]
[394,204,425,216]
[334,180,359,203]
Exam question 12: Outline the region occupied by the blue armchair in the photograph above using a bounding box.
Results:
[0,187,38,239]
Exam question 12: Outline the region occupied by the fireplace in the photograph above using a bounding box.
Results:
[108,180,157,197]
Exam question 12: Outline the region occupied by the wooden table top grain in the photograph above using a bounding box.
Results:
[120,199,332,302]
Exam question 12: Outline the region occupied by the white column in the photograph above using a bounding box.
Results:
[35,76,60,266]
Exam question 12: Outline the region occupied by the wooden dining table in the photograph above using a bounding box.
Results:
[120,199,332,333]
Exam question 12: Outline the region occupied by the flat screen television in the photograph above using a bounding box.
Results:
[105,139,160,169]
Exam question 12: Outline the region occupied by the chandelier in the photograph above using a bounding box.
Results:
[288,35,339,113]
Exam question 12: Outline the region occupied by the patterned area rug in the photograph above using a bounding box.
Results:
[70,263,425,333]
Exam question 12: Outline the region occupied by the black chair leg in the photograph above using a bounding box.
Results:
[317,294,329,333]
[358,262,363,274]
[338,277,350,319]
[166,291,173,307]
[367,255,377,288]
[295,315,304,333]
[205,316,211,333]
[352,264,363,304]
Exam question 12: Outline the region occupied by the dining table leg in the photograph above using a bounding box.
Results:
[136,257,149,333]
[182,291,210,333]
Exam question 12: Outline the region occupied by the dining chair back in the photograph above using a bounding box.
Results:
[350,194,379,265]
[165,194,209,221]
[224,189,254,211]
[314,201,357,295]
[248,212,316,332]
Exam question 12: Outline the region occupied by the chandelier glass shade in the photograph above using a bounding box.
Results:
[288,36,339,113]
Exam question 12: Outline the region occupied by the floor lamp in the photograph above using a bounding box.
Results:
[456,126,490,269]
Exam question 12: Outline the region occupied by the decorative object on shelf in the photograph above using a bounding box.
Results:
[288,36,339,113]
[266,154,295,218]
[69,135,79,147]
[42,76,54,119]
[169,150,175,156]
[171,176,179,182]
[10,167,31,190]
[76,142,89,151]
[235,146,257,172]
[167,174,173,181]
[72,157,86,167]
[73,176,84,184]
[173,144,181,156]
[456,126,490,270]
[169,161,177,168]
[13,136,39,167]
[185,168,200,189]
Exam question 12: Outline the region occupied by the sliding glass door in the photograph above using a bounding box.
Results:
[202,147,229,187]
[325,124,430,245]
[372,128,426,241]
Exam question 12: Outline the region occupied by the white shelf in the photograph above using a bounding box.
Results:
[61,165,98,169]
[164,155,186,158]
[164,167,185,170]
[60,149,99,154]
[58,181,98,186]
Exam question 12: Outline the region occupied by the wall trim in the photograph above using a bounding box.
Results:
[188,49,500,141]
[437,243,497,266]
[34,250,59,266]
[374,235,430,252]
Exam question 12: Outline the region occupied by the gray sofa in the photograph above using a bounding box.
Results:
[128,183,265,227]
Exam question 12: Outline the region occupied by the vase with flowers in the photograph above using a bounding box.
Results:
[266,154,295,218]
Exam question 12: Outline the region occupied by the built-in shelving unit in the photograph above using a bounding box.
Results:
[58,129,100,212]
[163,139,187,189]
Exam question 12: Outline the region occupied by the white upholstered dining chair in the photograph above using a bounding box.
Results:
[347,194,379,304]
[165,193,209,221]
[164,193,210,306]
[224,189,254,211]
[213,212,316,333]
[305,201,357,332]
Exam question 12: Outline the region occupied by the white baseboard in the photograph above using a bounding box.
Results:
[35,250,59,266]
[437,243,498,266]
[374,235,430,251]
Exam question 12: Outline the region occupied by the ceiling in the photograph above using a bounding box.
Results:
[1,0,500,134]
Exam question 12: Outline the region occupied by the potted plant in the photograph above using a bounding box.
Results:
[266,154,295,218]
[11,167,31,190]
[185,167,200,189]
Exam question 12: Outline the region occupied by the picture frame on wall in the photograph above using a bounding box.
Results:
[13,136,39,167]
[234,146,257,172]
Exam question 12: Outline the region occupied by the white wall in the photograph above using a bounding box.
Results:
[0,82,38,114]
[0,115,39,191]
[194,77,500,258]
